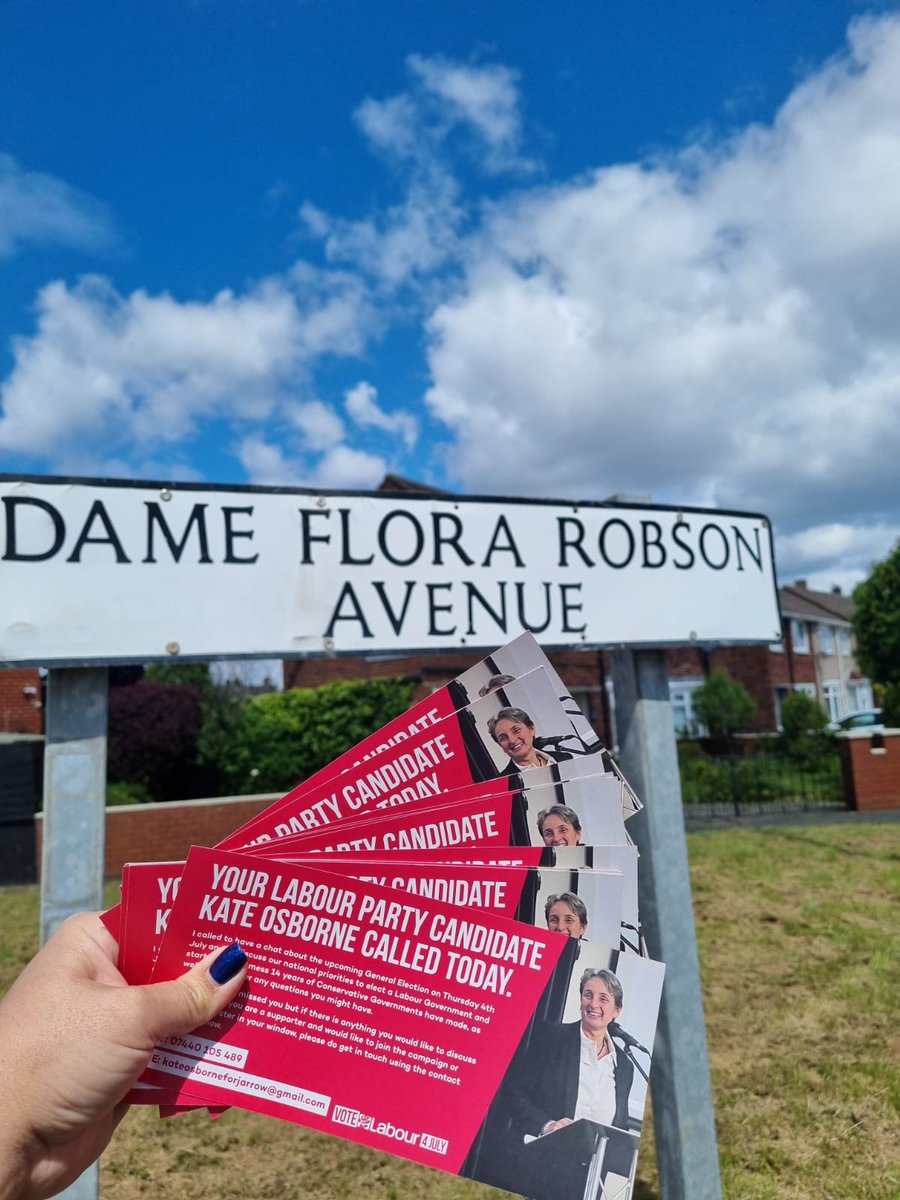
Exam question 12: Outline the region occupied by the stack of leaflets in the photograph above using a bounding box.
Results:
[106,634,666,1200]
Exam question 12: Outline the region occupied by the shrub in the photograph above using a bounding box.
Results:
[198,676,417,795]
[107,681,216,801]
[691,670,756,741]
[881,682,900,728]
[780,691,829,738]
[779,692,831,769]
[106,780,153,806]
[679,754,733,805]
[144,662,214,693]
[676,738,704,761]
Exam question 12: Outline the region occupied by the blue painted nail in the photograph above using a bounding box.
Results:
[209,942,248,985]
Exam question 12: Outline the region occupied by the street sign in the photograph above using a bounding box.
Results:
[1,475,780,664]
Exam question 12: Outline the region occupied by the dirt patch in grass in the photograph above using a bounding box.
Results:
[1,822,898,1199]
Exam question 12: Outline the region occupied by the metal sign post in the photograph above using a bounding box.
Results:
[611,648,721,1200]
[40,667,108,1200]
[40,667,108,940]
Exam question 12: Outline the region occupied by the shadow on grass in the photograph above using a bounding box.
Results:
[632,1182,660,1200]
[756,826,900,862]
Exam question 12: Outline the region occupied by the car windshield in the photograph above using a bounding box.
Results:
[847,712,877,727]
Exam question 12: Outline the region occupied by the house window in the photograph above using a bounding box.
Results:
[794,682,818,699]
[838,627,852,656]
[848,681,873,711]
[669,679,705,736]
[791,620,810,654]
[818,624,835,655]
[822,679,842,721]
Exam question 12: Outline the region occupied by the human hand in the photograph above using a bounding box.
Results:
[0,913,247,1200]
[540,1118,574,1135]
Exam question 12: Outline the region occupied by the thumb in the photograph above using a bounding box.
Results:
[139,943,249,1040]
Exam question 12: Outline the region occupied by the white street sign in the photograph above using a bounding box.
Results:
[1,476,780,664]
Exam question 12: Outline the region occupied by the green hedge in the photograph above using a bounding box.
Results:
[197,676,417,795]
[678,740,842,806]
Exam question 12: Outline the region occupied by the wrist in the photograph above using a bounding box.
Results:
[0,1092,42,1200]
[0,1126,31,1200]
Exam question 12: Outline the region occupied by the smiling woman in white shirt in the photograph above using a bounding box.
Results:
[504,967,634,1141]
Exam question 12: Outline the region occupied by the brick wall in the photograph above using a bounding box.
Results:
[36,793,281,879]
[0,669,43,735]
[838,731,900,812]
[665,646,707,678]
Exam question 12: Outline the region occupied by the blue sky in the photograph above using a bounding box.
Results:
[2,0,900,592]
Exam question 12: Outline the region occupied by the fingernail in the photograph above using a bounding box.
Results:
[208,942,248,985]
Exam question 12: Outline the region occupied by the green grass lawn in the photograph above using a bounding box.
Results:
[1,822,898,1200]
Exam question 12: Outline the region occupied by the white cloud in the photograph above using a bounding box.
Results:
[406,54,534,174]
[301,178,464,287]
[302,53,533,291]
[345,381,418,450]
[308,444,388,490]
[287,400,345,451]
[0,268,370,470]
[354,53,533,174]
[237,434,388,492]
[236,436,298,486]
[776,522,900,592]
[0,154,114,257]
[354,93,421,160]
[421,14,900,584]
[0,276,296,458]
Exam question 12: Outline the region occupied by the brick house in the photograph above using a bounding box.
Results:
[0,668,43,735]
[774,581,872,722]
[661,580,871,734]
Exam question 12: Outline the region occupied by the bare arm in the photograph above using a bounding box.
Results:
[0,913,247,1200]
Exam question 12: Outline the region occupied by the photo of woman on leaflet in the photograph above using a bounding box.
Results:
[453,666,587,787]
[452,655,642,824]
[454,632,602,757]
[462,943,664,1200]
[515,865,625,949]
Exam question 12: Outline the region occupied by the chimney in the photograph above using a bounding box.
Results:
[794,579,807,589]
[832,585,842,595]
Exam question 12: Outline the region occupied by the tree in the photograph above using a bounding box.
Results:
[691,670,756,741]
[144,662,214,693]
[197,676,417,794]
[780,691,829,739]
[107,680,217,801]
[853,541,900,724]
[778,691,831,768]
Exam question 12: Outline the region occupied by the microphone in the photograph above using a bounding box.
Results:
[609,1021,650,1055]
[533,734,577,749]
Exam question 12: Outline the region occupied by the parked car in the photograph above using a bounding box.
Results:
[826,708,883,732]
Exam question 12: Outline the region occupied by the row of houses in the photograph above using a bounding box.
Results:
[668,579,872,736]
[3,573,869,745]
